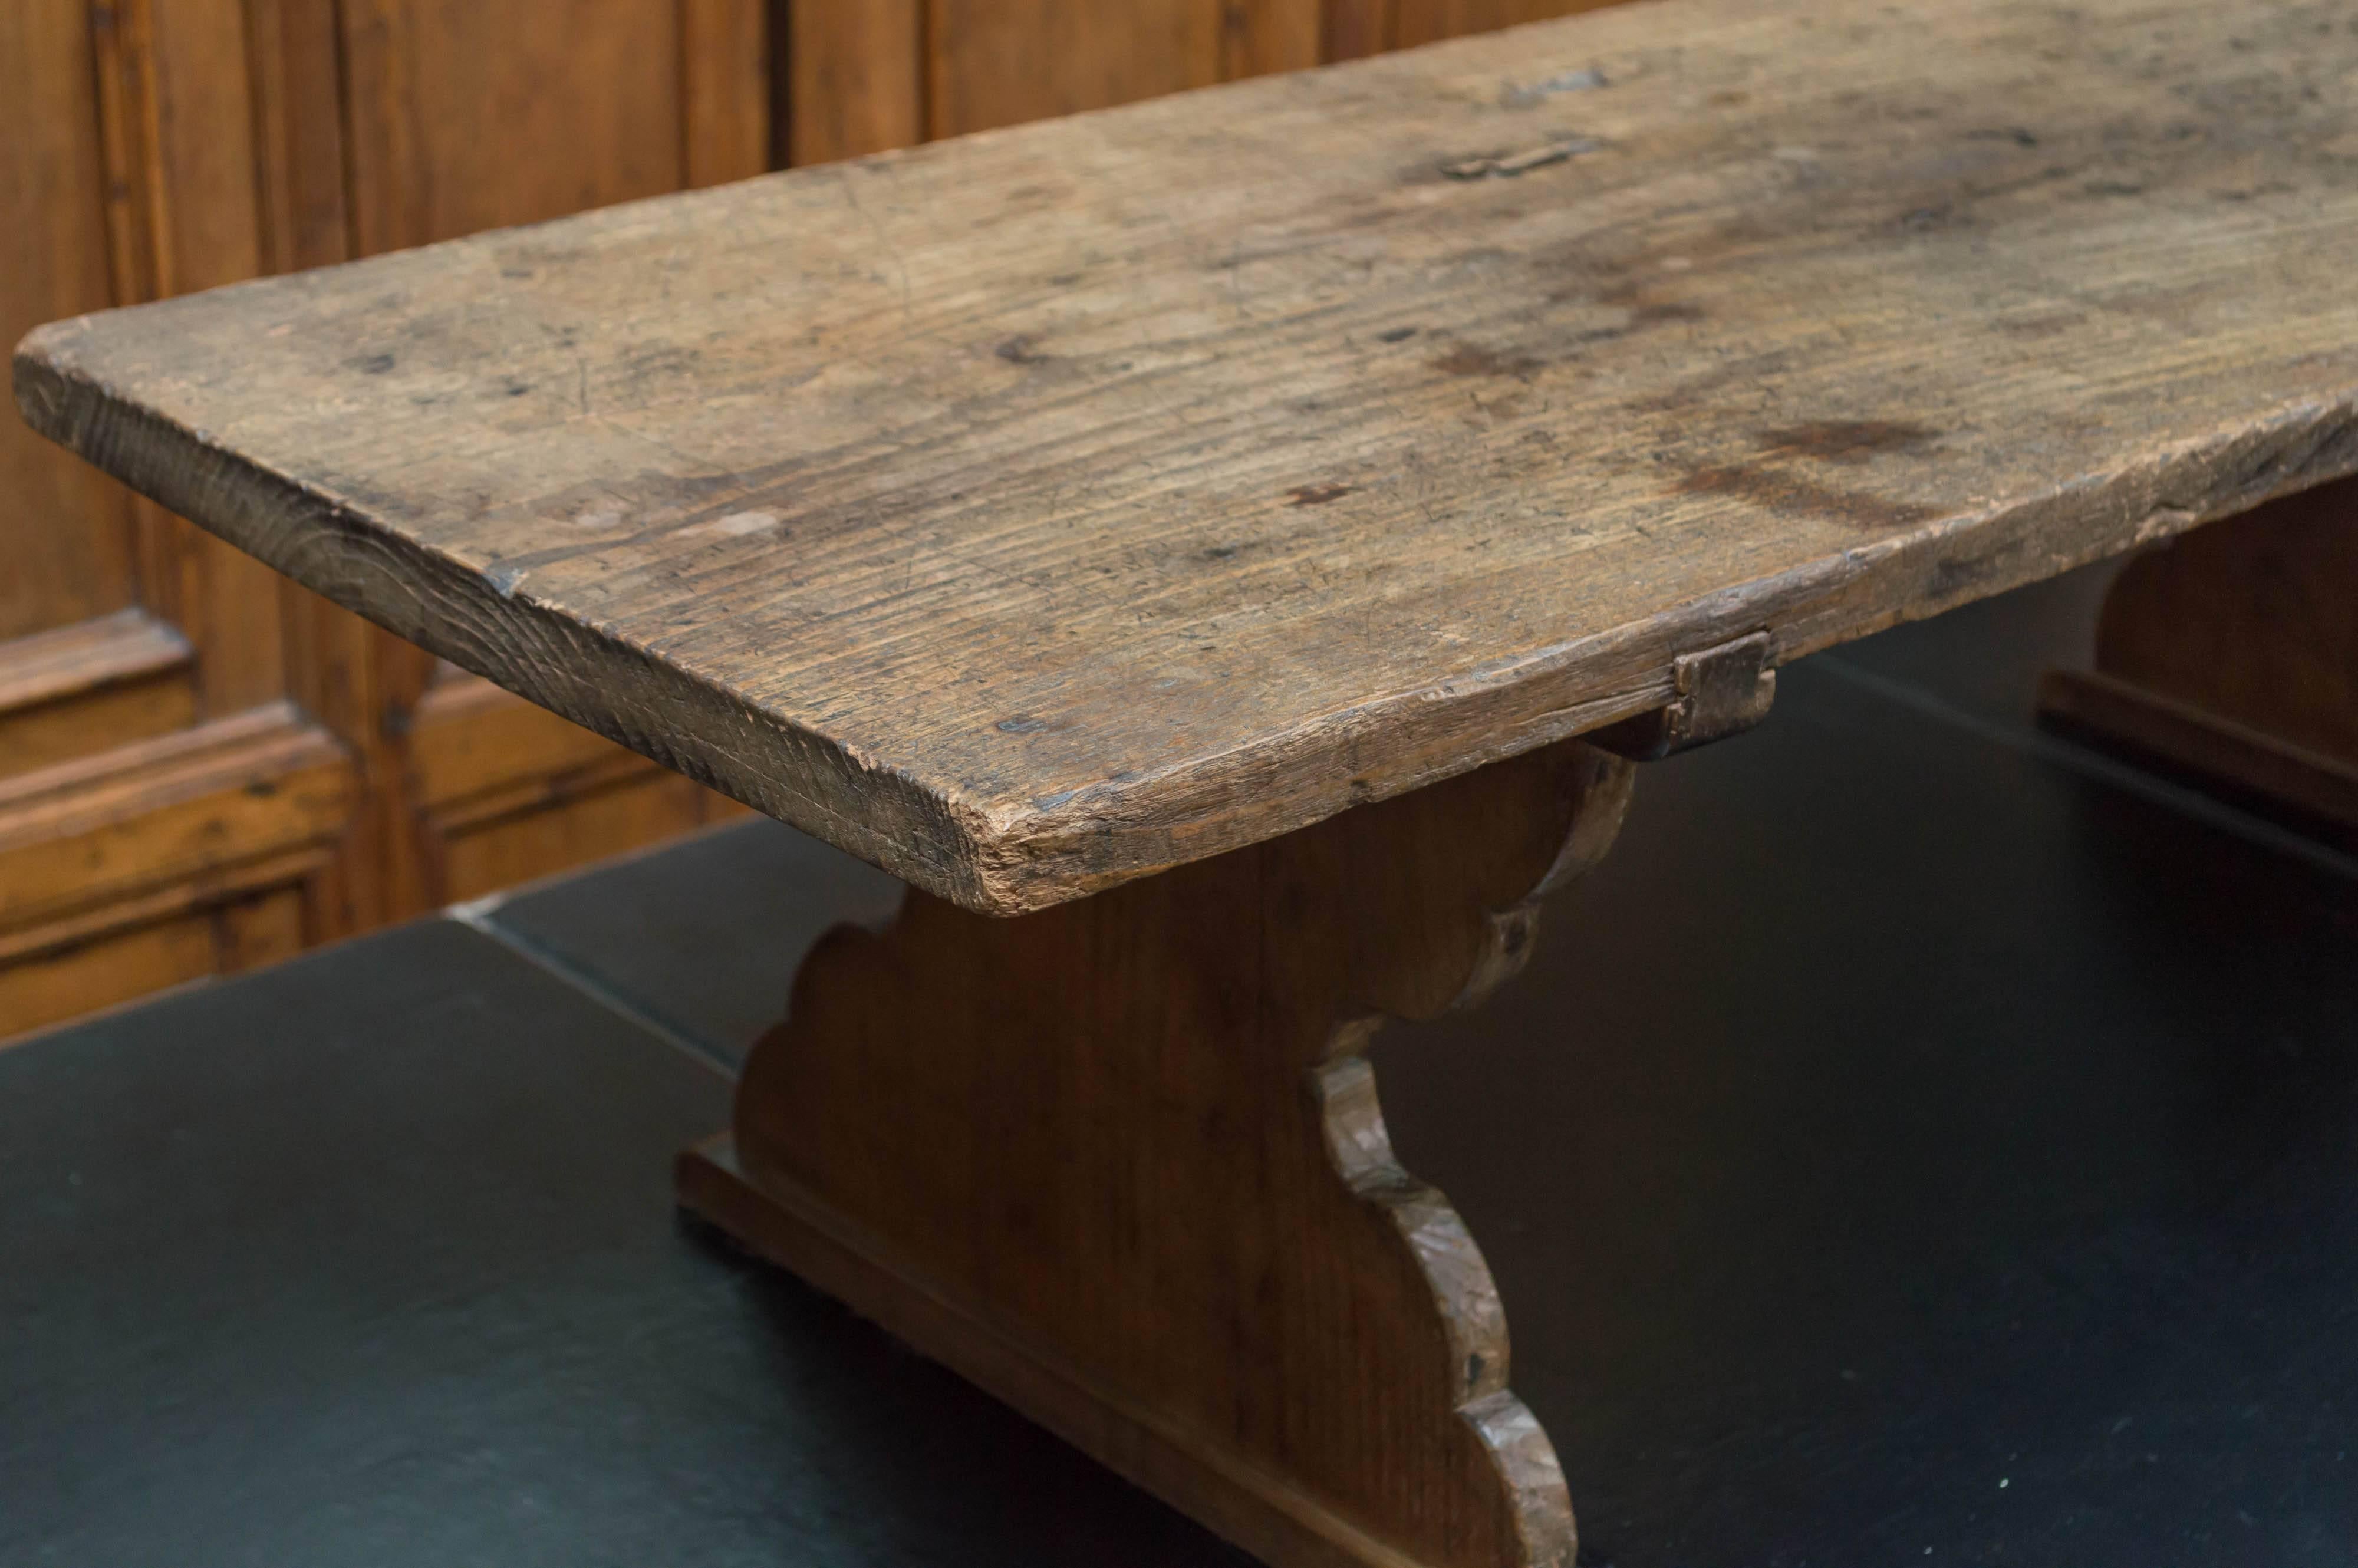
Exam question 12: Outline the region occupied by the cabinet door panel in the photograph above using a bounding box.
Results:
[0,0,140,642]
[1,0,358,1040]
[3,0,770,1035]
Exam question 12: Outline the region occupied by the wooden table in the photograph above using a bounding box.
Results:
[17,1,2358,1563]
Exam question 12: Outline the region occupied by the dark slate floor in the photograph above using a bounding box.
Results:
[5,563,2356,1567]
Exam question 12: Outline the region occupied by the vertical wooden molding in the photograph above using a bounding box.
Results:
[88,0,289,718]
[332,0,414,259]
[685,739,1635,1568]
[1322,0,1395,60]
[926,0,1224,140]
[1,0,144,641]
[87,0,164,308]
[788,0,925,163]
[243,0,351,276]
[1373,1,1628,55]
[681,0,770,186]
[1221,0,1323,80]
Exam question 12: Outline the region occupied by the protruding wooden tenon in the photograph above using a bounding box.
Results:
[2040,475,2358,845]
[679,739,1635,1568]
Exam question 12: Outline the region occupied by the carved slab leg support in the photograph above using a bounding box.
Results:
[679,740,1634,1568]
[2040,474,2358,839]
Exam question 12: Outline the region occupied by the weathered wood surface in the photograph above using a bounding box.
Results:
[683,737,1635,1568]
[18,0,2358,913]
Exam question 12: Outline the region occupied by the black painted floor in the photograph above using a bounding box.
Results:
[5,565,2354,1567]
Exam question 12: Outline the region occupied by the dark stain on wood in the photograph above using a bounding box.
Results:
[995,334,1047,364]
[1287,483,1357,507]
[1431,342,1543,380]
[1677,464,1941,531]
[1756,420,1941,465]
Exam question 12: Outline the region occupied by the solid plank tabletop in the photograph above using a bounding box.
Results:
[15,0,2358,912]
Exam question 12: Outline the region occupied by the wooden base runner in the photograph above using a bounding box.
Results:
[2038,475,2358,844]
[679,739,1635,1568]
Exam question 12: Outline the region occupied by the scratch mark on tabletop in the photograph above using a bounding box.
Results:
[1441,138,1602,180]
[840,166,914,327]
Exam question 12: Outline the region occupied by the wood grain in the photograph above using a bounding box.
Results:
[0,609,193,778]
[1392,0,1623,51]
[2093,476,2358,772]
[788,0,926,164]
[684,737,1634,1568]
[0,701,350,935]
[681,0,772,188]
[0,0,141,642]
[928,0,1226,136]
[19,0,2358,913]
[0,879,307,1047]
[2041,473,2358,837]
[0,700,351,1038]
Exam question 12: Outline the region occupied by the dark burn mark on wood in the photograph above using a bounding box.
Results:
[1203,545,1239,559]
[997,715,1051,734]
[1287,483,1358,507]
[996,335,1048,364]
[1755,419,1939,465]
[1432,342,1543,380]
[1677,465,1939,531]
[1378,327,1419,344]
[353,352,396,374]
